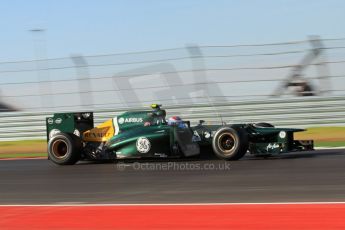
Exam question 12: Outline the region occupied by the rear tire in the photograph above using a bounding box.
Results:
[212,127,248,160]
[48,133,81,165]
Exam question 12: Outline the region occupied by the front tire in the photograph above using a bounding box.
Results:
[212,127,248,160]
[48,133,81,165]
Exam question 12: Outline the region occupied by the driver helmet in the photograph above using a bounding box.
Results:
[168,116,185,128]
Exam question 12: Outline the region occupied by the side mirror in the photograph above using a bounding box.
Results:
[186,121,191,128]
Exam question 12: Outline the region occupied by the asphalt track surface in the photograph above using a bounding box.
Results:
[0,149,345,204]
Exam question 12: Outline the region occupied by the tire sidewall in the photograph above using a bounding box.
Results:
[48,133,80,165]
[212,127,248,160]
[212,127,239,159]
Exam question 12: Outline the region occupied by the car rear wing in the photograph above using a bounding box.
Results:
[46,112,94,141]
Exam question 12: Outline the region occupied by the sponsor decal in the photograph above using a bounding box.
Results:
[82,113,91,119]
[204,131,211,138]
[266,143,280,151]
[55,118,62,124]
[192,131,201,142]
[155,130,165,133]
[49,129,61,139]
[279,131,286,138]
[154,153,168,158]
[125,117,143,123]
[116,152,126,159]
[47,118,54,125]
[136,137,151,153]
[73,129,80,137]
[119,117,144,124]
[84,127,111,139]
[118,117,125,124]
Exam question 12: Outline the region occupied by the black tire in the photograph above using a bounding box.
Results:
[212,127,248,160]
[254,122,274,128]
[48,133,81,165]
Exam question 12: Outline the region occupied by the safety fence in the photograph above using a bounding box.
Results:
[0,96,344,141]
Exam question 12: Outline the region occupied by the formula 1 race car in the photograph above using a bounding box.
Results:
[46,104,314,165]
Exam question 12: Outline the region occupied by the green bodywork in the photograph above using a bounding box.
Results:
[105,107,199,159]
[106,125,172,158]
[46,107,199,160]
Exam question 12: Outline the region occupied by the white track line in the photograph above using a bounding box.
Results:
[315,147,345,150]
[0,147,343,161]
[0,157,46,161]
[1,202,345,207]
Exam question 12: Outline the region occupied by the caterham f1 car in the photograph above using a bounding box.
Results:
[46,104,314,165]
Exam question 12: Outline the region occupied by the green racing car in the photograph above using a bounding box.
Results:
[46,104,314,165]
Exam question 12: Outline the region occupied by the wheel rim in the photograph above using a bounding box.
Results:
[218,132,236,155]
[52,139,69,158]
